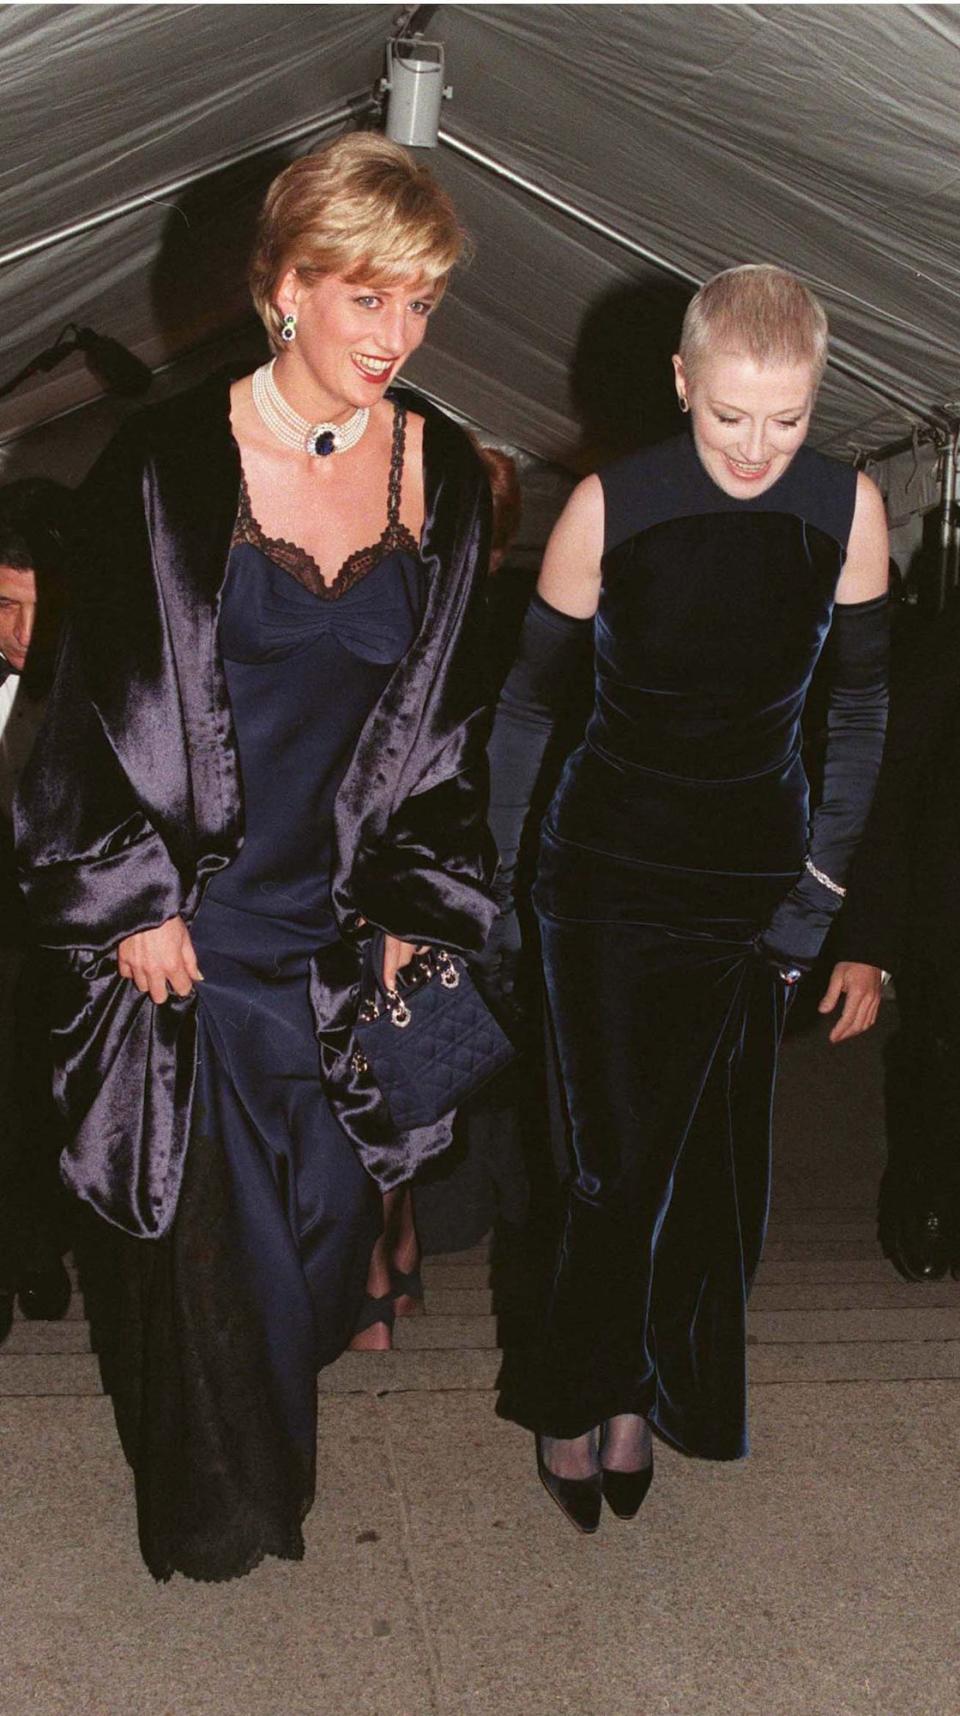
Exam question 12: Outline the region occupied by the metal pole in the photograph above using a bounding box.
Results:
[437,128,953,433]
[438,127,701,287]
[936,427,959,610]
[0,98,376,273]
[948,429,960,594]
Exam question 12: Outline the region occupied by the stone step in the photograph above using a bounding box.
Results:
[419,1287,496,1318]
[754,1259,895,1284]
[760,1238,882,1260]
[324,1341,960,1390]
[0,1353,102,1396]
[419,1262,492,1291]
[1,1322,93,1354]
[766,1205,874,1222]
[748,1341,960,1383]
[395,1315,497,1351]
[6,1333,960,1399]
[0,1347,506,1399]
[318,1349,501,1394]
[398,1306,960,1351]
[750,1280,960,1312]
[422,1242,492,1266]
[764,1221,878,1245]
[748,1307,960,1344]
[423,1279,960,1317]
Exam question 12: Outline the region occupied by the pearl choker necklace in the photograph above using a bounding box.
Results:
[252,359,370,457]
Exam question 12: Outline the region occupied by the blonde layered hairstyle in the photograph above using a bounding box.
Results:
[679,264,829,388]
[249,132,466,352]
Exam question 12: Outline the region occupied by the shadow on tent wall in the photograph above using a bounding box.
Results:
[148,147,292,376]
[568,276,693,470]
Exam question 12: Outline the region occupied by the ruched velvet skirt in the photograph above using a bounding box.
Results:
[534,825,793,1459]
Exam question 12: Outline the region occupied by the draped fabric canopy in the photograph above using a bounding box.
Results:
[1,3,957,498]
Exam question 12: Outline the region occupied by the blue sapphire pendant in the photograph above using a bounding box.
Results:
[299,407,368,457]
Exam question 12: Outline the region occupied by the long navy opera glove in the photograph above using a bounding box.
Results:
[761,592,890,973]
[483,593,593,996]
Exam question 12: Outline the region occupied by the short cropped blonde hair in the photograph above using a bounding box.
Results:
[250,132,466,352]
[679,264,829,388]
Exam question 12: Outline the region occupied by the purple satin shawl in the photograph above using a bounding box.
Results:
[14,371,496,1236]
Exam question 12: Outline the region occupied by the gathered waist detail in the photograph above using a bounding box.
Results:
[546,740,809,887]
[586,677,807,784]
[585,731,803,789]
[535,823,799,934]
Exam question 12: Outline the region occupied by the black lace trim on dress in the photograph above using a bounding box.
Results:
[85,1090,314,1583]
[233,403,420,600]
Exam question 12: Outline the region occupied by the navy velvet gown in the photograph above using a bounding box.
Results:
[534,433,856,1458]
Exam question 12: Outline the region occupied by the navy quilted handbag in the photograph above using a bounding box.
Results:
[352,933,516,1132]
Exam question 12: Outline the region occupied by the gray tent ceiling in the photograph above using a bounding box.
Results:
[2,3,958,486]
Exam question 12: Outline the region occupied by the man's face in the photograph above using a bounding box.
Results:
[0,564,38,673]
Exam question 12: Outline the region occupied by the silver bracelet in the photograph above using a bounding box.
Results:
[804,855,847,898]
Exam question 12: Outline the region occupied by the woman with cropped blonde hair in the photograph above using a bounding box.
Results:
[490,262,889,1532]
[676,262,830,387]
[17,131,496,1580]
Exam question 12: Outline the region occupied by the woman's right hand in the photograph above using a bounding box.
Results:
[116,916,203,1004]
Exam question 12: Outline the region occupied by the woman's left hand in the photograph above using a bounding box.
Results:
[382,934,420,991]
[818,960,884,1043]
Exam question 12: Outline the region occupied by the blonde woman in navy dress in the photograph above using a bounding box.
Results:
[489,266,889,1531]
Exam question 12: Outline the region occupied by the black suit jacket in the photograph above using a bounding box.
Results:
[837,597,960,971]
[14,369,496,1236]
[0,814,29,947]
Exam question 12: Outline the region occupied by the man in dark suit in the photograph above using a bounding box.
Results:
[0,479,75,1341]
[829,593,960,1279]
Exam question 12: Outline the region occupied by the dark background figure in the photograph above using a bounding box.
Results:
[0,478,75,1340]
[569,277,692,468]
[836,590,960,1280]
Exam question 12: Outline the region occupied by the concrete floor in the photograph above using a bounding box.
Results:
[4,1006,960,1716]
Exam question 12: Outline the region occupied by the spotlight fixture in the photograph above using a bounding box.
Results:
[380,29,452,148]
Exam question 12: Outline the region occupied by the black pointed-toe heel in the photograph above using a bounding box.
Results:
[601,1457,653,1520]
[536,1438,603,1535]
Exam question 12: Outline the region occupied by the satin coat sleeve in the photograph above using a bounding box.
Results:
[15,424,188,949]
[14,630,185,952]
[11,395,238,1239]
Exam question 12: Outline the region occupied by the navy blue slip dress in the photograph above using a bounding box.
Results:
[100,404,428,1584]
[194,407,423,1382]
